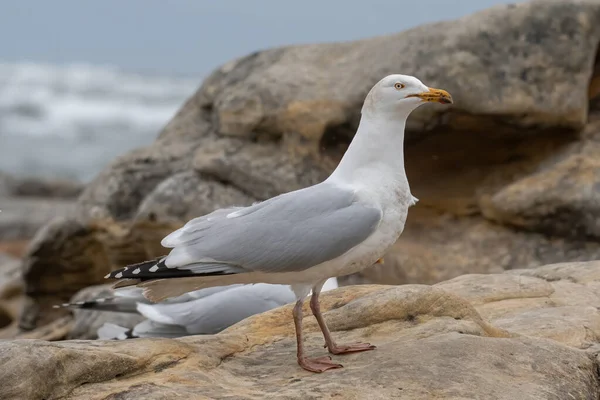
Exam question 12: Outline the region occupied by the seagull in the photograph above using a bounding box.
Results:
[56,279,338,339]
[106,74,452,372]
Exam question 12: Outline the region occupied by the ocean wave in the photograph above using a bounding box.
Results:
[0,62,198,182]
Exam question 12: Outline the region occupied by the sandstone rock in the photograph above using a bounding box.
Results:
[0,253,23,338]
[2,262,600,399]
[340,206,600,286]
[134,170,256,258]
[0,172,81,243]
[199,1,600,141]
[0,240,29,259]
[10,176,83,199]
[0,170,83,199]
[20,218,111,329]
[479,116,600,238]
[17,0,600,331]
[12,316,73,341]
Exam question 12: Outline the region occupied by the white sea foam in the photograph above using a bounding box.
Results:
[0,62,198,182]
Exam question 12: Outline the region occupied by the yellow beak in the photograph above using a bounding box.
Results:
[407,87,453,104]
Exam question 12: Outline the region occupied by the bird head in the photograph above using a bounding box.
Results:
[362,74,453,116]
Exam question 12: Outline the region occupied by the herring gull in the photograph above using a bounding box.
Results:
[106,74,452,372]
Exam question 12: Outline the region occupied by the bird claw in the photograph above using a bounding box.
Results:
[328,342,377,355]
[298,356,343,373]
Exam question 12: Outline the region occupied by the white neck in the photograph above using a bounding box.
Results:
[327,109,411,185]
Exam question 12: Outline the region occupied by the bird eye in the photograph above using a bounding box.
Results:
[394,83,405,90]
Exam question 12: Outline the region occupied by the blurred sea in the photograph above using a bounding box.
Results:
[0,62,197,182]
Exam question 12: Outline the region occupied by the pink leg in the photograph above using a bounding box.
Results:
[293,298,343,373]
[310,285,376,355]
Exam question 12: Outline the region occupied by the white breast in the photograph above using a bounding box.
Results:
[330,201,408,276]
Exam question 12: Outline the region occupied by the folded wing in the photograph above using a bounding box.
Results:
[107,182,382,280]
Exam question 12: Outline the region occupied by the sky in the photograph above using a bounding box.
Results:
[0,0,518,78]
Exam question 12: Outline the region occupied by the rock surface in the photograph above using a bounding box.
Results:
[3,262,600,399]
[0,172,81,330]
[0,253,23,338]
[16,0,600,331]
[0,174,83,199]
[0,172,80,258]
[13,178,82,199]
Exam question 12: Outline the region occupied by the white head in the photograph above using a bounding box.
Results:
[361,74,453,117]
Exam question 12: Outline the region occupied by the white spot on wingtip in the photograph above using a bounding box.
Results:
[149,265,159,272]
[104,273,110,279]
[115,272,123,279]
[96,298,106,303]
[132,268,141,275]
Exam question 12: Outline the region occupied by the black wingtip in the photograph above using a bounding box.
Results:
[106,257,202,281]
[106,257,238,282]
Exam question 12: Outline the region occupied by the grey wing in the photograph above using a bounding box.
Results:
[107,182,382,279]
[163,182,382,274]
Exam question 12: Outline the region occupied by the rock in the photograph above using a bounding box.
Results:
[0,172,79,255]
[17,0,600,331]
[479,116,600,238]
[134,170,256,258]
[10,176,83,199]
[339,206,600,286]
[3,262,600,399]
[0,252,17,270]
[0,253,23,338]
[199,0,599,141]
[66,284,145,340]
[0,170,82,199]
[20,218,110,329]
[11,316,73,342]
[0,240,29,259]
